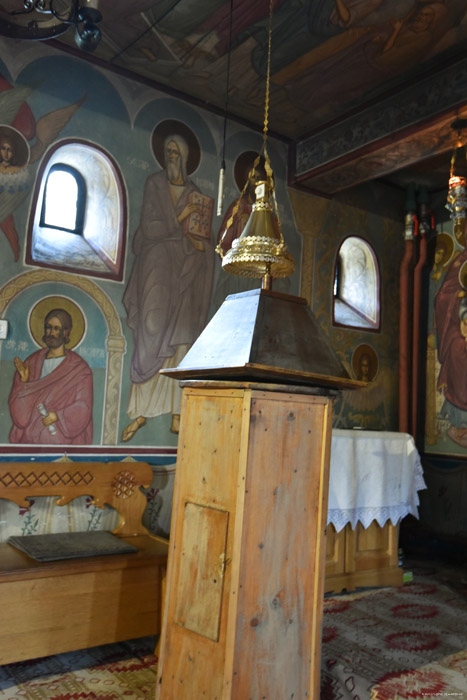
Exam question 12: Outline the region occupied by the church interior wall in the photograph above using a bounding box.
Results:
[0,38,303,457]
[290,186,404,433]
[0,37,413,542]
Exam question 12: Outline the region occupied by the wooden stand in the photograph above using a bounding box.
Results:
[157,380,334,699]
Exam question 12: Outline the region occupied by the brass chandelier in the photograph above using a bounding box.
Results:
[215,0,294,289]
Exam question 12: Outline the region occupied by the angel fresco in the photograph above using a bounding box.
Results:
[0,127,28,173]
[0,77,84,261]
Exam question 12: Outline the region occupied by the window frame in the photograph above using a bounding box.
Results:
[26,138,127,282]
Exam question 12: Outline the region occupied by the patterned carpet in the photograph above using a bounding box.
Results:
[0,655,158,700]
[321,560,467,699]
[371,650,467,699]
[0,638,156,697]
[0,561,466,700]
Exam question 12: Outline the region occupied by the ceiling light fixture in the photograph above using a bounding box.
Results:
[0,0,102,52]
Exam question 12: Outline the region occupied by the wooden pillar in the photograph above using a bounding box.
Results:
[156,380,334,700]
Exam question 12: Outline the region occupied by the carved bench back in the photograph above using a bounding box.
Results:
[0,462,153,537]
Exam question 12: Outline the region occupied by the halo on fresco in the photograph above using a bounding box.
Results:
[29,296,86,350]
[234,151,265,192]
[351,343,378,382]
[151,119,200,175]
[459,260,467,291]
[434,232,455,267]
[0,124,30,167]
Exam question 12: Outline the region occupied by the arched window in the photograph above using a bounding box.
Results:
[333,236,380,330]
[27,140,127,281]
[40,164,86,234]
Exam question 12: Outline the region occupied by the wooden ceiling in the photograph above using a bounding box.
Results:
[2,0,467,196]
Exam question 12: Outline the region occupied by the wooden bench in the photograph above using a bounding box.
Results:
[0,461,169,665]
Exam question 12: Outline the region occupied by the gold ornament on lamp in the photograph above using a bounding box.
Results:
[215,0,294,289]
[446,119,467,244]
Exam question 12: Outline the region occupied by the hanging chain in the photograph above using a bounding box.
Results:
[263,0,286,247]
[263,0,273,147]
[215,0,286,259]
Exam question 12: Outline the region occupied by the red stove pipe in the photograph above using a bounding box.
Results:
[399,215,417,433]
[411,222,428,438]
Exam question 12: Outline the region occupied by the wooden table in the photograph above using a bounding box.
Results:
[325,429,426,592]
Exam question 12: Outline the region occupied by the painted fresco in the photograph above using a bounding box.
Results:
[121,120,215,440]
[0,276,111,447]
[0,77,82,262]
[308,196,402,431]
[79,0,467,139]
[425,222,467,457]
[8,297,93,445]
[334,342,395,429]
[0,37,301,451]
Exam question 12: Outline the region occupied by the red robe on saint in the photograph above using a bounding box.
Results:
[8,348,93,445]
[434,248,467,412]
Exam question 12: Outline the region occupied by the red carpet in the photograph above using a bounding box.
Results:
[321,561,467,699]
[371,649,467,699]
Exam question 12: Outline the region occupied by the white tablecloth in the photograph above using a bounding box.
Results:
[328,429,426,532]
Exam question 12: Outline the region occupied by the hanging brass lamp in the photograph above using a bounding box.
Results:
[446,119,467,244]
[220,177,294,284]
[215,0,294,288]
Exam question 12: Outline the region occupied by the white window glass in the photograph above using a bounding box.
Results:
[43,169,78,231]
[333,236,380,330]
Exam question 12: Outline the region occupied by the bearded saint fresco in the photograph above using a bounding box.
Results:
[122,120,214,441]
[8,301,93,446]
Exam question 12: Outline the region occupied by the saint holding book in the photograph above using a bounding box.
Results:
[122,122,214,440]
